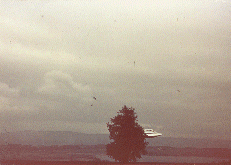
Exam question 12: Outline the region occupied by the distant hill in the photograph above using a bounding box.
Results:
[0,131,109,146]
[1,130,230,148]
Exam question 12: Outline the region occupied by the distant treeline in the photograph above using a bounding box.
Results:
[0,144,105,153]
[1,144,230,159]
[146,146,231,159]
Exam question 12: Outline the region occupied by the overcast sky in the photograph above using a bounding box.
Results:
[0,0,230,140]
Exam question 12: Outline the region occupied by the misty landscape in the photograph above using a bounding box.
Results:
[1,131,231,148]
[1,0,231,164]
[1,131,231,164]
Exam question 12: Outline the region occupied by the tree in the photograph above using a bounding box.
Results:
[106,105,148,163]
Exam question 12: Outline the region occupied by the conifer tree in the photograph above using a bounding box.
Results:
[106,105,148,163]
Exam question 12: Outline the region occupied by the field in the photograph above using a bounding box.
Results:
[1,160,231,165]
[1,144,230,165]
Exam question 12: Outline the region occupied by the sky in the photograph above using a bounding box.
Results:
[0,0,230,140]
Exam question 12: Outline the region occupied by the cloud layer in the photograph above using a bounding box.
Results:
[0,0,230,139]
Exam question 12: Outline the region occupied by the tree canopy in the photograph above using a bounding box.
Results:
[106,105,148,163]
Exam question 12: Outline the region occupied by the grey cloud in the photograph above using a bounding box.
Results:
[0,0,230,140]
[0,82,19,98]
[38,70,92,98]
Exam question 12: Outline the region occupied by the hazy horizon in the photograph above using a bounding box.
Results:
[0,0,230,140]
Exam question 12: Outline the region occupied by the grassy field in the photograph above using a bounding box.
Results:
[1,160,231,165]
[1,144,230,164]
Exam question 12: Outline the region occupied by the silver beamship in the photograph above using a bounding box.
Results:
[144,129,162,138]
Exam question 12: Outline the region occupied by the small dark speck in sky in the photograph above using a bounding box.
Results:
[5,129,9,133]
